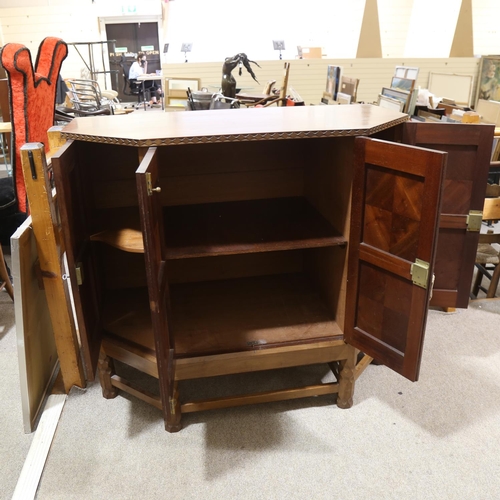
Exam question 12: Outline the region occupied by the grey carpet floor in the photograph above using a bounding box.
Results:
[32,301,500,500]
[0,284,33,498]
[1,246,500,499]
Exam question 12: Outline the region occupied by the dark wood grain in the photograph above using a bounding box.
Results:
[344,137,446,381]
[51,140,103,380]
[136,147,180,431]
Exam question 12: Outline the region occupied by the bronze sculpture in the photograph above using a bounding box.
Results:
[221,53,260,98]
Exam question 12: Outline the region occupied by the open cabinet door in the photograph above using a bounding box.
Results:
[51,140,102,380]
[345,137,446,381]
[136,147,179,432]
[403,122,494,309]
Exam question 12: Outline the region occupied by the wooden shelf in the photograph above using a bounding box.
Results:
[165,197,345,259]
[90,208,143,253]
[91,197,345,257]
[91,227,144,253]
[101,273,342,360]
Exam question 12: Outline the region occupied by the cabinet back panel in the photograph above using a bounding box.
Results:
[168,251,303,284]
[304,137,355,237]
[304,136,355,331]
[93,169,304,209]
[100,245,147,290]
[304,246,347,329]
[101,247,303,290]
[85,138,306,180]
[90,140,307,209]
[162,168,304,207]
[82,143,142,180]
[157,140,306,177]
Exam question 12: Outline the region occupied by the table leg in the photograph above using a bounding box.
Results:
[143,80,147,111]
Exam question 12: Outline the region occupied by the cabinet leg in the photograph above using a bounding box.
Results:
[337,347,357,409]
[98,350,118,399]
[165,382,182,433]
[486,264,500,298]
[472,268,482,297]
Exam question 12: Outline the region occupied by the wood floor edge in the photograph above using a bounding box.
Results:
[11,394,67,500]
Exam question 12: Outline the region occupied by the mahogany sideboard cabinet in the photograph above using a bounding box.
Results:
[52,105,492,432]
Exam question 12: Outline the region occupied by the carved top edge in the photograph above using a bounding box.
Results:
[61,116,408,147]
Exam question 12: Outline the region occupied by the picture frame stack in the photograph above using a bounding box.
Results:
[376,66,420,115]
[322,65,342,103]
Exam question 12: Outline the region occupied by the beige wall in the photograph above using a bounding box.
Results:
[0,0,163,85]
[0,0,493,104]
[162,57,480,106]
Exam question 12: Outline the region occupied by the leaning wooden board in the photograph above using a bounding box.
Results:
[11,217,59,433]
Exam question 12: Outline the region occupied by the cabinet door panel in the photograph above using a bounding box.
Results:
[345,137,446,381]
[52,140,102,379]
[403,122,494,308]
[136,147,174,418]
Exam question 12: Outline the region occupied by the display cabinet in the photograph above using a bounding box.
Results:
[51,105,491,431]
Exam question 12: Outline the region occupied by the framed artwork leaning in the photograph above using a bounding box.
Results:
[381,87,410,112]
[377,94,405,112]
[475,55,500,107]
[325,65,341,101]
[394,66,419,80]
[390,77,415,93]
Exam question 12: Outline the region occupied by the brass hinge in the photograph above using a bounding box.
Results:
[466,210,482,232]
[429,273,436,301]
[410,259,430,289]
[75,263,84,286]
[169,397,176,415]
[145,172,161,196]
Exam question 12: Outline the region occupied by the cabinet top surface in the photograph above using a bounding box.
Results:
[61,104,408,147]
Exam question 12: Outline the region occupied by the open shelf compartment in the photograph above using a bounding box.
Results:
[101,272,343,364]
[91,197,346,257]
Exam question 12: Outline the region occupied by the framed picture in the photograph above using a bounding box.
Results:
[164,77,201,106]
[340,76,359,102]
[474,55,500,107]
[381,86,410,112]
[390,76,415,93]
[377,94,405,112]
[476,98,500,125]
[428,72,473,107]
[336,92,352,105]
[325,65,341,101]
[394,66,419,80]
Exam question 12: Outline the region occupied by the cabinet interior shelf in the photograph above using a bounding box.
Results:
[101,273,342,361]
[91,197,346,258]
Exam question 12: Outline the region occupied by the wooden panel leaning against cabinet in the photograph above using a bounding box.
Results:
[19,128,85,394]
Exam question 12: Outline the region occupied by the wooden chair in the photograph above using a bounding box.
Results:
[0,244,14,301]
[472,196,500,298]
